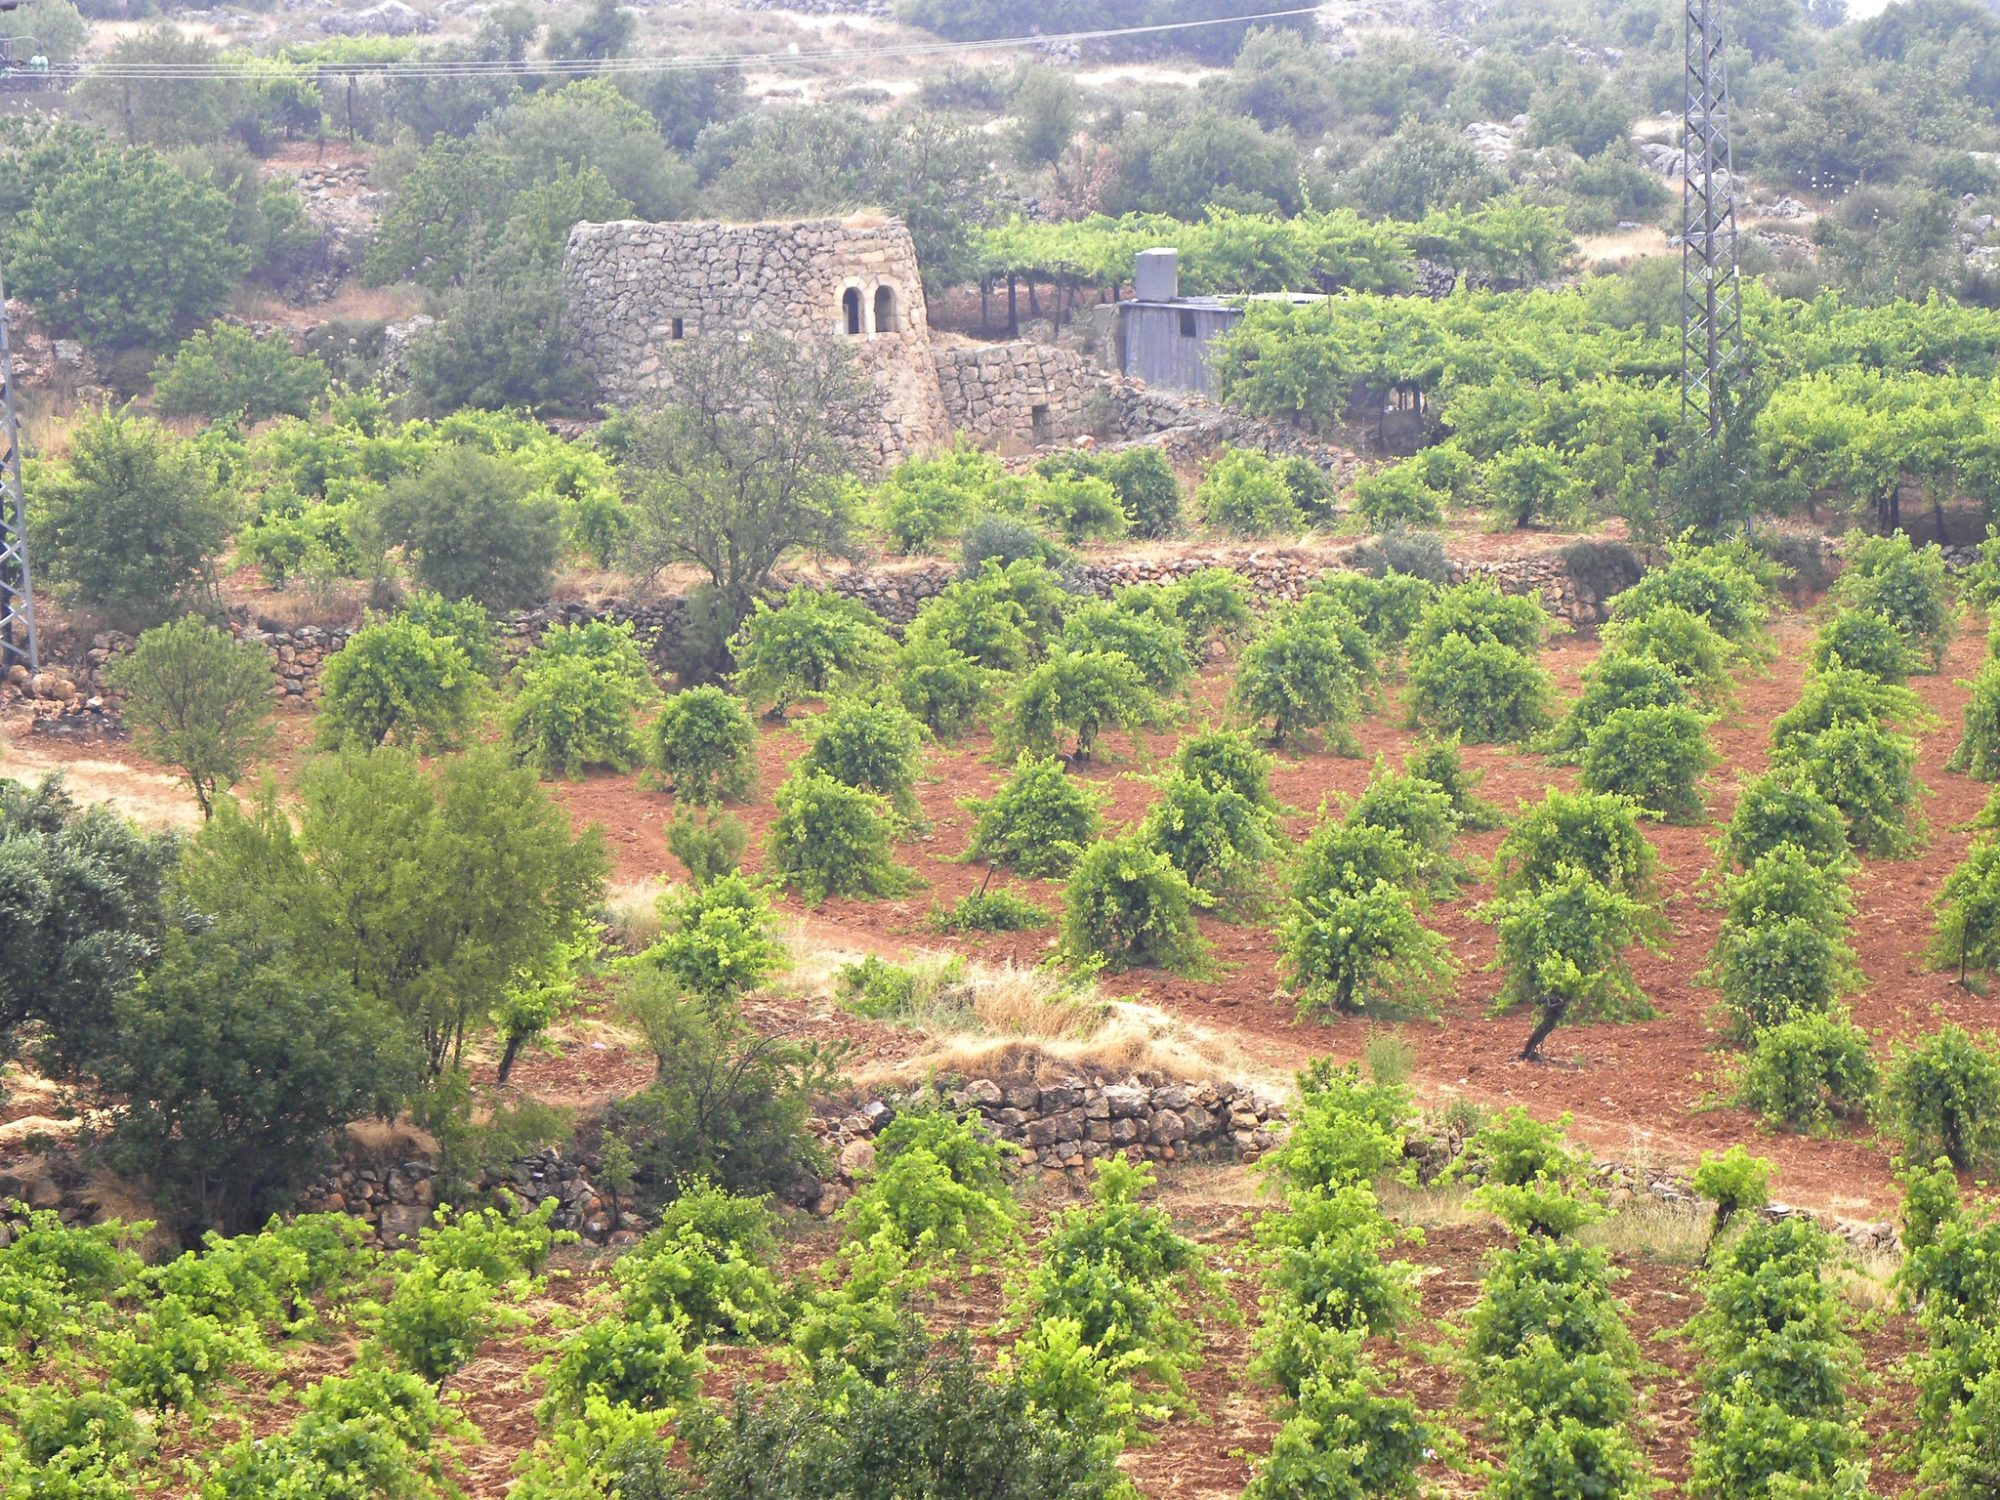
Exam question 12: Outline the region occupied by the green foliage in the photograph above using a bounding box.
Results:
[1772,719,1925,858]
[1258,1058,1411,1196]
[1483,442,1588,529]
[1494,789,1657,900]
[1832,530,1955,669]
[1457,1108,1604,1239]
[1934,837,2000,985]
[1000,650,1156,763]
[1139,769,1282,912]
[964,754,1102,878]
[1404,734,1503,830]
[767,768,913,905]
[1738,1010,1879,1133]
[1602,602,1736,705]
[835,953,968,1021]
[1351,461,1444,528]
[1198,446,1305,536]
[105,616,275,820]
[379,446,562,610]
[1174,726,1280,812]
[1707,848,1861,1038]
[1244,1348,1427,1500]
[1952,659,2000,782]
[1233,605,1373,750]
[150,322,329,422]
[1693,1145,1773,1242]
[652,686,757,807]
[1488,1418,1649,1500]
[1771,662,1927,754]
[1608,544,1774,648]
[318,615,483,754]
[661,811,745,889]
[1342,763,1464,892]
[1813,607,1920,683]
[839,1110,1018,1272]
[615,974,835,1203]
[536,1312,703,1424]
[892,637,992,739]
[107,1294,272,1409]
[907,565,1041,671]
[1407,635,1554,744]
[1885,1025,2000,1169]
[1033,472,1127,543]
[204,1366,467,1500]
[505,621,655,779]
[925,888,1052,933]
[638,872,785,1004]
[377,1260,522,1385]
[732,587,896,718]
[876,441,1014,554]
[1256,1185,1416,1342]
[4,141,244,350]
[796,697,928,819]
[1303,571,1437,651]
[1038,447,1182,539]
[614,1183,784,1341]
[399,592,503,682]
[31,409,232,629]
[1162,567,1254,643]
[1716,770,1853,872]
[1060,834,1209,974]
[1543,652,1690,762]
[1463,1236,1636,1378]
[1577,702,1716,824]
[1060,600,1194,695]
[1481,864,1659,1062]
[1411,579,1550,656]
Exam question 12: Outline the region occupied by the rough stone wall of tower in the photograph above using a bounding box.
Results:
[562,216,952,463]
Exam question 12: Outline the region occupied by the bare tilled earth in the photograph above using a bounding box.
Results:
[3,587,1977,1495]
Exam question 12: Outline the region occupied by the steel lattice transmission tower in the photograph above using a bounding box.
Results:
[1682,0,1741,437]
[0,259,36,675]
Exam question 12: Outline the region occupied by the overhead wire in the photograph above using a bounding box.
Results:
[46,4,1321,77]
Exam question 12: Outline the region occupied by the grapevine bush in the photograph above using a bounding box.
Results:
[1060,834,1209,974]
[963,754,1102,877]
[767,769,913,904]
[651,685,757,806]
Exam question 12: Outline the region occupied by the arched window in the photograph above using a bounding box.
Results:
[842,287,863,336]
[874,284,898,334]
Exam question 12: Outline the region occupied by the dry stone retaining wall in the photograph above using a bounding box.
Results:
[932,339,1100,451]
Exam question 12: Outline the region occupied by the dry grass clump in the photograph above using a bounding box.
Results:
[602,878,671,952]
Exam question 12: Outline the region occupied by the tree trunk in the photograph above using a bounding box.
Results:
[1520,997,1568,1062]
[1007,274,1018,336]
[496,1030,527,1085]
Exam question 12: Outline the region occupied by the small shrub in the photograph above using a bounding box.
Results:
[1952,659,2000,782]
[731,586,895,717]
[1350,524,1449,584]
[1140,769,1283,911]
[1344,763,1464,891]
[1033,471,1127,543]
[1199,446,1304,535]
[1060,834,1208,974]
[1481,865,1659,1062]
[1543,652,1689,761]
[317,614,482,752]
[1715,770,1852,872]
[1233,605,1374,750]
[104,615,276,820]
[1885,1025,2000,1169]
[1483,442,1588,529]
[151,321,330,422]
[963,754,1103,877]
[1281,872,1454,1018]
[107,1295,271,1409]
[614,1182,785,1339]
[651,685,757,806]
[1162,566,1254,643]
[1813,607,1920,683]
[1039,447,1182,538]
[892,637,991,739]
[840,1111,1019,1269]
[376,1262,521,1386]
[1933,837,2000,986]
[1351,462,1442,528]
[1577,702,1716,824]
[876,441,1011,553]
[1560,538,1643,602]
[1490,1418,1648,1500]
[1410,579,1549,656]
[506,651,649,780]
[1773,720,1925,858]
[796,696,929,818]
[664,810,747,887]
[908,566,1039,671]
[1279,456,1339,525]
[1494,788,1655,898]
[960,513,1066,575]
[380,447,561,611]
[638,872,784,1002]
[1462,1236,1636,1372]
[1737,1011,1879,1133]
[1692,1145,1774,1248]
[1771,662,1926,753]
[766,769,912,905]
[1608,542,1772,649]
[1832,529,1954,669]
[1000,649,1155,763]
[1243,1351,1426,1500]
[1602,602,1735,704]
[1060,599,1194,693]
[1407,635,1554,744]
[1304,570,1437,650]
[925,888,1052,933]
[536,1313,702,1422]
[835,953,969,1022]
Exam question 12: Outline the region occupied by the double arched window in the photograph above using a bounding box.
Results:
[839,284,904,336]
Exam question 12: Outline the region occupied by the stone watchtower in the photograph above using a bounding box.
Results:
[561,215,951,462]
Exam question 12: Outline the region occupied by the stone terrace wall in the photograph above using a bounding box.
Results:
[562,217,949,462]
[933,340,1100,452]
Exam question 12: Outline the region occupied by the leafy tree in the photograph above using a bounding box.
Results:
[620,335,871,650]
[1233,606,1373,749]
[1494,788,1656,900]
[1407,636,1553,744]
[1344,763,1463,893]
[1481,865,1660,1061]
[666,811,747,888]
[876,441,1014,554]
[1483,443,1588,530]
[1406,734,1503,830]
[1140,769,1282,911]
[1350,120,1502,219]
[1605,544,1772,649]
[31,409,232,628]
[1304,571,1436,651]
[95,920,406,1237]
[1813,607,1920,683]
[4,143,244,349]
[633,873,785,1007]
[1737,1010,1878,1133]
[150,323,330,423]
[1770,662,1926,756]
[1352,463,1443,529]
[904,565,1042,671]
[652,686,758,806]
[1885,1025,2000,1169]
[0,776,174,1077]
[379,447,562,610]
[1038,448,1182,540]
[1773,720,1925,857]
[106,617,275,819]
[317,615,482,754]
[797,698,928,818]
[1952,659,2000,781]
[768,769,912,905]
[1059,600,1193,695]
[964,754,1102,878]
[1933,837,2000,986]
[177,748,607,1079]
[892,637,991,740]
[1000,650,1156,763]
[1060,834,1208,974]
[1715,770,1852,872]
[731,587,896,718]
[1198,446,1305,535]
[400,592,504,682]
[1281,867,1453,1019]
[505,621,655,779]
[1577,703,1717,824]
